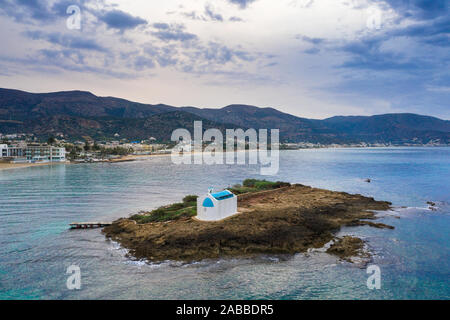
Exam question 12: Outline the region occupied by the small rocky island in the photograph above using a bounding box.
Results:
[103,180,393,263]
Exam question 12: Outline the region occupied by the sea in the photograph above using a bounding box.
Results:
[0,147,449,299]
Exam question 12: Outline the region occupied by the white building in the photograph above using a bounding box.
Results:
[197,189,238,221]
[0,144,66,162]
[0,144,25,158]
[25,146,66,162]
[0,144,7,157]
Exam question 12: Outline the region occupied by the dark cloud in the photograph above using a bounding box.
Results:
[98,9,147,31]
[311,1,449,72]
[318,1,450,117]
[229,16,243,22]
[181,11,206,21]
[304,47,320,54]
[296,35,325,45]
[373,0,449,20]
[335,13,449,71]
[133,56,155,70]
[394,15,449,37]
[227,0,258,9]
[0,1,263,82]
[143,45,179,67]
[153,22,170,30]
[0,0,54,23]
[51,0,84,16]
[204,5,223,22]
[39,48,85,65]
[25,30,106,52]
[0,0,91,24]
[151,24,197,42]
[1,47,131,78]
[181,5,231,23]
[197,42,255,64]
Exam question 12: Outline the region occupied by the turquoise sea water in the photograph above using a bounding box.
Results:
[0,147,449,300]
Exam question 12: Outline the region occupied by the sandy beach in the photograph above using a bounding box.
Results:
[0,162,70,171]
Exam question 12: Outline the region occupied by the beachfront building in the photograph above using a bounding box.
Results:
[0,144,25,158]
[0,144,7,157]
[0,144,66,162]
[25,145,66,162]
[197,189,238,221]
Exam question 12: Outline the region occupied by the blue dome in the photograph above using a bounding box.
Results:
[202,198,214,208]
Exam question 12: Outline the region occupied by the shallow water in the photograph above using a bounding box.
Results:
[0,147,449,299]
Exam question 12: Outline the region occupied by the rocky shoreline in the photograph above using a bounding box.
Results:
[103,183,393,263]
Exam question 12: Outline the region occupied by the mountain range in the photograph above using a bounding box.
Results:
[0,88,449,144]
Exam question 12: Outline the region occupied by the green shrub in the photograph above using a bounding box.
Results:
[235,179,290,193]
[229,186,254,195]
[131,197,198,224]
[243,179,259,187]
[183,195,198,206]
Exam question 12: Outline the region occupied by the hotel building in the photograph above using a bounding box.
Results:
[0,144,66,162]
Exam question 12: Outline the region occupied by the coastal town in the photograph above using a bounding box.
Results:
[1,130,447,171]
[0,133,170,169]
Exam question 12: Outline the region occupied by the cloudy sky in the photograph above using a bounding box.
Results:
[0,0,448,119]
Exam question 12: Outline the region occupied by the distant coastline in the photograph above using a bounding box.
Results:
[2,145,448,171]
[1,88,448,145]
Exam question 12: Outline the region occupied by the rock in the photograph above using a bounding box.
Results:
[103,184,392,263]
[427,201,438,211]
[326,236,369,262]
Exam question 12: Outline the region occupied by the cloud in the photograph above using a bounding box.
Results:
[25,30,106,52]
[226,0,258,9]
[304,47,320,54]
[133,56,155,70]
[204,5,224,22]
[153,22,170,30]
[373,0,449,20]
[98,9,147,31]
[181,11,206,21]
[151,24,197,42]
[338,37,419,71]
[0,0,54,23]
[192,42,256,66]
[296,35,325,45]
[51,0,84,16]
[181,5,239,23]
[143,44,179,67]
[229,16,243,22]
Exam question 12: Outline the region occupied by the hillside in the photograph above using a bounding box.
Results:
[0,88,448,144]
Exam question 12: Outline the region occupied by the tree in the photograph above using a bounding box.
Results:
[47,136,56,145]
[69,150,77,160]
[92,142,100,151]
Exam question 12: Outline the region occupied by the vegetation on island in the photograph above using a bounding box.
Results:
[229,179,290,195]
[129,180,290,224]
[130,195,198,224]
